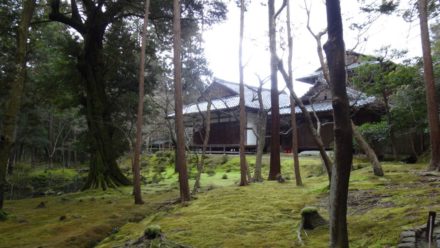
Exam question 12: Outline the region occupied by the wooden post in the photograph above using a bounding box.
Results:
[426,211,436,245]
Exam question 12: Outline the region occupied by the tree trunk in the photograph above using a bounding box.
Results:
[268,0,281,180]
[79,27,130,190]
[278,64,332,181]
[238,0,249,186]
[409,131,419,160]
[305,2,383,177]
[352,121,383,176]
[173,0,191,202]
[254,84,267,182]
[418,0,440,171]
[286,0,302,186]
[0,0,36,210]
[324,0,353,246]
[132,0,151,205]
[193,99,212,193]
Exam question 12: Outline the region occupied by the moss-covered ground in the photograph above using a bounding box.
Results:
[2,153,440,248]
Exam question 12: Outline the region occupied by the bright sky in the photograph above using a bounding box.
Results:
[203,0,422,96]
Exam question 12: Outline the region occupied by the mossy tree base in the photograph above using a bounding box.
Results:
[82,153,131,190]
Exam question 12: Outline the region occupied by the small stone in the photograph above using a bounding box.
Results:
[400,237,416,243]
[400,231,416,239]
[397,243,415,248]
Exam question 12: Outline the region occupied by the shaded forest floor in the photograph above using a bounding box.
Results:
[1,154,440,247]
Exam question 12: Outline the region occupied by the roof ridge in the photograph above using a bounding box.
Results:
[213,77,271,92]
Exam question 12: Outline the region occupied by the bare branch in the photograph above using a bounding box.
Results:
[49,0,85,34]
[274,0,287,19]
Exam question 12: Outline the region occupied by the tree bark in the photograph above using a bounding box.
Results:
[79,27,130,190]
[268,0,281,180]
[324,0,353,246]
[173,0,191,202]
[49,1,131,190]
[286,0,302,186]
[418,0,440,171]
[238,0,249,186]
[0,0,36,209]
[132,0,151,205]
[254,79,267,182]
[352,121,383,176]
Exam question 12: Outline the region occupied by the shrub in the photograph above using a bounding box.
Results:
[221,154,229,164]
[206,169,216,177]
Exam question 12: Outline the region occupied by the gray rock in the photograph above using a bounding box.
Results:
[400,237,416,243]
[397,243,416,248]
[400,231,416,239]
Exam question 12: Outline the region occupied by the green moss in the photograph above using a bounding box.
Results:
[0,187,178,248]
[301,206,318,215]
[3,155,439,248]
[144,224,162,239]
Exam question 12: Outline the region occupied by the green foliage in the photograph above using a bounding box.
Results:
[358,121,389,143]
[6,165,84,199]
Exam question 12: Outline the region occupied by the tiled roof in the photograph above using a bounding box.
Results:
[279,96,377,115]
[296,61,380,84]
[179,78,376,116]
[180,78,291,116]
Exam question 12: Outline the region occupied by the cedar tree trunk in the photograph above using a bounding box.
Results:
[286,0,302,186]
[324,0,353,247]
[0,0,36,209]
[238,0,248,186]
[268,0,281,180]
[173,0,191,201]
[418,0,440,171]
[132,0,151,205]
[254,82,267,182]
